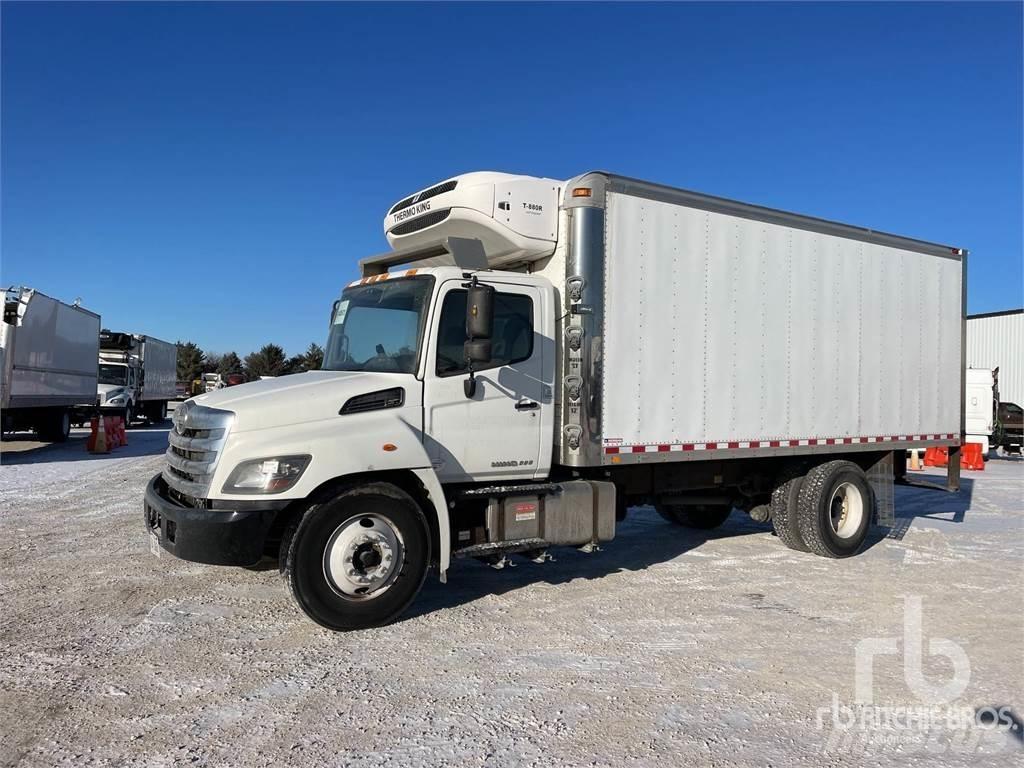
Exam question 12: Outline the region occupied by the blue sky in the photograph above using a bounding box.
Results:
[2,1,1021,356]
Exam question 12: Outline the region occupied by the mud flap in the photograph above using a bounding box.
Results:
[867,452,895,527]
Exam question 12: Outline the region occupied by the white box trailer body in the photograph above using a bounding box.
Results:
[144,170,968,632]
[1,287,100,440]
[590,180,963,460]
[98,331,177,423]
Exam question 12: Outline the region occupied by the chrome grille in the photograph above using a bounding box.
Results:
[162,400,233,502]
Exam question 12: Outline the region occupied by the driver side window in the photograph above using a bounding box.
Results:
[436,289,533,376]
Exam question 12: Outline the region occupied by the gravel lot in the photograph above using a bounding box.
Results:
[1,428,1021,767]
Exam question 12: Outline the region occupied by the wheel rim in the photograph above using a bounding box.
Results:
[323,514,405,600]
[828,481,865,539]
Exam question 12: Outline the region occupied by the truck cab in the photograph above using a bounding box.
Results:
[97,360,136,415]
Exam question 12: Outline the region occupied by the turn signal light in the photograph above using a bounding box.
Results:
[572,187,592,198]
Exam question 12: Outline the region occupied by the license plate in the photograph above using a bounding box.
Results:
[149,532,161,558]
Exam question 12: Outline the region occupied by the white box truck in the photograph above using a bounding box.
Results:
[144,171,966,630]
[98,331,177,425]
[1,287,100,441]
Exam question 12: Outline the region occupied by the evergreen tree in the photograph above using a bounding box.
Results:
[176,341,205,383]
[244,344,287,378]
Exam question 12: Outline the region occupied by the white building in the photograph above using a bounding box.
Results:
[966,308,1024,405]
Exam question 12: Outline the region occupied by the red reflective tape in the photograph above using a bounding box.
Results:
[605,447,619,455]
[749,441,761,448]
[631,445,646,453]
[705,442,718,450]
[769,440,781,447]
[843,437,853,444]
[825,438,836,445]
[727,441,739,449]
[788,440,800,447]
[658,445,670,452]
[682,443,695,451]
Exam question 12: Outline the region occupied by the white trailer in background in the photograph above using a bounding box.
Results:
[98,331,177,425]
[1,287,100,441]
[145,170,967,631]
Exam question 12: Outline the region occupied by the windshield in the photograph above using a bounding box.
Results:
[323,276,434,373]
[99,363,127,386]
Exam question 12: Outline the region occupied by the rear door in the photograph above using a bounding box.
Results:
[422,278,548,482]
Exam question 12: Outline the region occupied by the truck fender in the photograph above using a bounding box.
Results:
[411,467,451,581]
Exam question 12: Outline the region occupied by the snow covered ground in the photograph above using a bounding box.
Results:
[1,431,1021,767]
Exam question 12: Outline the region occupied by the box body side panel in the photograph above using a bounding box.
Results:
[601,192,962,449]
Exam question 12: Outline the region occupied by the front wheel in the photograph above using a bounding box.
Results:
[284,483,430,631]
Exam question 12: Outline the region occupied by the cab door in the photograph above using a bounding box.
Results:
[422,278,551,482]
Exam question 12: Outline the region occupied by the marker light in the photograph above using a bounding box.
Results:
[572,187,592,198]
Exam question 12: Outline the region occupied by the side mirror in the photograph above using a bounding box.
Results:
[463,338,492,365]
[465,282,495,341]
[463,282,495,398]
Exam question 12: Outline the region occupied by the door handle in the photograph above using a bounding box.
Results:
[515,400,540,411]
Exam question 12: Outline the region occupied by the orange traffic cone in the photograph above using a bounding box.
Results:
[909,449,921,471]
[107,417,120,449]
[91,415,110,454]
[86,417,98,452]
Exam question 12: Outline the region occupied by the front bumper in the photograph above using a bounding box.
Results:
[143,474,288,566]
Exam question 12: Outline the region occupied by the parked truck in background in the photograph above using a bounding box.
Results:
[98,331,177,425]
[1,287,100,441]
[964,367,998,459]
[145,171,966,631]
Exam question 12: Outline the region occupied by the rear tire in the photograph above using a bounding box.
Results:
[655,503,732,529]
[771,464,809,552]
[796,460,873,558]
[148,401,168,423]
[37,410,71,442]
[284,483,430,631]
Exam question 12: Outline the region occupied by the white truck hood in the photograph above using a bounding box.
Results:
[191,371,417,433]
[97,383,127,399]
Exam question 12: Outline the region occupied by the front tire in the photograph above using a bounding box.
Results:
[284,483,430,631]
[655,503,732,529]
[796,460,873,558]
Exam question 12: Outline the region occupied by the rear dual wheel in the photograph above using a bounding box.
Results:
[772,460,873,558]
[796,461,873,558]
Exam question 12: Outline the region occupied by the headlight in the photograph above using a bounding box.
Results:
[109,396,126,405]
[222,455,311,494]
